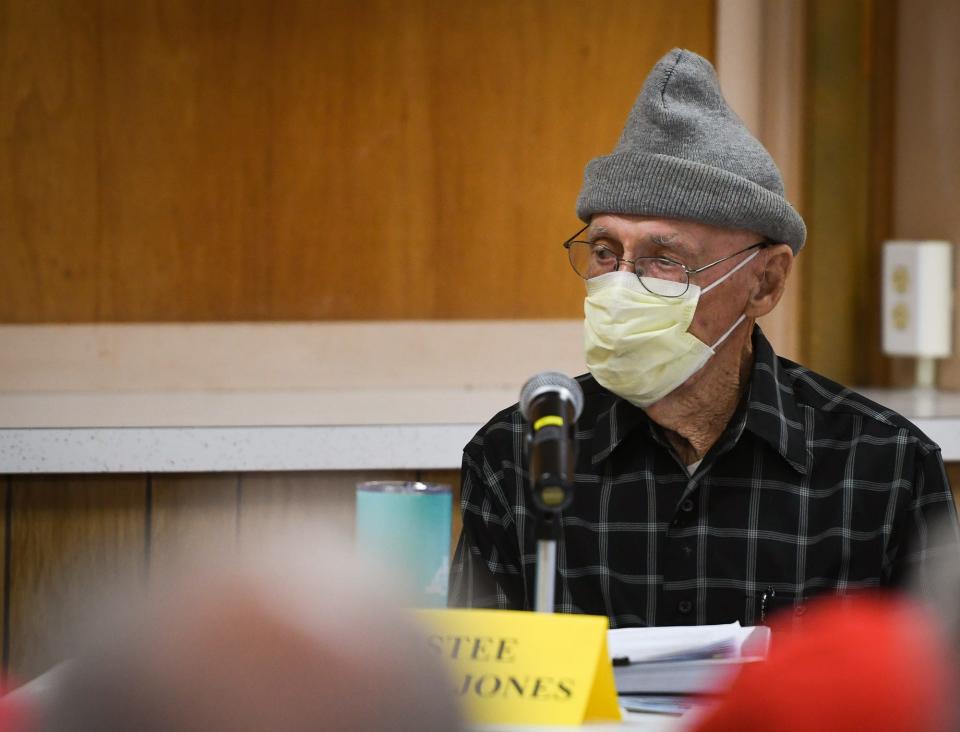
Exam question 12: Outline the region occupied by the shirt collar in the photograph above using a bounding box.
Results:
[744,327,809,474]
[587,326,808,474]
[588,396,651,466]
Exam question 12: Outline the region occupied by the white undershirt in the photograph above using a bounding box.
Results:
[686,459,703,476]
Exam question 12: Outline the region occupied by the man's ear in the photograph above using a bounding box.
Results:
[745,244,793,318]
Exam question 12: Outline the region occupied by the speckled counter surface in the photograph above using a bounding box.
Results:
[4,386,960,474]
[0,388,517,473]
[0,423,481,473]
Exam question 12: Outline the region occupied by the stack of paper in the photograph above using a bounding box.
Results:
[608,622,769,707]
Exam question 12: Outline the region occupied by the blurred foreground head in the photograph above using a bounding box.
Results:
[36,533,464,732]
[689,595,955,732]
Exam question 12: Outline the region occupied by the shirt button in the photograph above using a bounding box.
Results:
[682,545,693,557]
[677,599,693,615]
[680,499,694,512]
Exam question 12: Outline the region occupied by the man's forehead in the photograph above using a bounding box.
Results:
[585,216,699,251]
[587,221,683,240]
[586,215,759,254]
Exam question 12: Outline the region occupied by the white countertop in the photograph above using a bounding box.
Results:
[3,323,960,473]
[0,424,481,474]
[0,387,504,473]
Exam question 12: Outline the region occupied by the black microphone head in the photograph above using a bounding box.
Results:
[520,371,585,422]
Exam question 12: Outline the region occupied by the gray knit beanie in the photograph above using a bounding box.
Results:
[576,48,806,254]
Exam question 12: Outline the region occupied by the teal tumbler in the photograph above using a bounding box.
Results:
[355,481,452,608]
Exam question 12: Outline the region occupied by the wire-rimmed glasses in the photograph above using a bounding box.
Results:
[563,225,769,297]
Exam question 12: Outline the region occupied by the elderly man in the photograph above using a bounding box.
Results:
[449,48,959,626]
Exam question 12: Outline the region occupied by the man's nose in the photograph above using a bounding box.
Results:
[616,257,637,273]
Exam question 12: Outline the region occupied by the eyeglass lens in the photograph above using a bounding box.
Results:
[567,242,688,296]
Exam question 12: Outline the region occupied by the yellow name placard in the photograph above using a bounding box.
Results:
[418,608,621,726]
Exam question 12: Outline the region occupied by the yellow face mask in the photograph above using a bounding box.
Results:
[583,250,759,408]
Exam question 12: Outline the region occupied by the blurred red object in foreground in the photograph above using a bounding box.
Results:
[690,595,954,732]
[0,687,35,732]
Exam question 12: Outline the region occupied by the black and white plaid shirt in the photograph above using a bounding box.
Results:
[450,327,960,627]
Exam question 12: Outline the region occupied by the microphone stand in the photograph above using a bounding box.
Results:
[534,512,559,613]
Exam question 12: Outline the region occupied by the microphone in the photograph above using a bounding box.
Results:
[520,372,585,514]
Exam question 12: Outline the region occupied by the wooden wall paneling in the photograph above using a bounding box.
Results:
[756,0,807,364]
[419,469,462,560]
[802,0,869,385]
[1,0,714,323]
[802,0,897,386]
[6,475,146,685]
[398,0,714,323]
[945,464,960,512]
[892,0,960,390]
[237,471,416,551]
[717,0,808,363]
[0,1,100,323]
[148,474,240,584]
[862,0,900,387]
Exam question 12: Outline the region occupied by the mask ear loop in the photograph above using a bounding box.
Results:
[700,249,762,295]
[701,248,762,349]
[710,313,747,350]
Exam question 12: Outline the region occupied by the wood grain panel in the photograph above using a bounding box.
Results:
[754,0,807,364]
[801,0,869,385]
[237,471,416,550]
[862,0,900,387]
[0,1,100,323]
[945,464,960,512]
[801,0,897,386]
[148,474,239,583]
[0,0,713,323]
[6,475,146,684]
[893,0,960,390]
